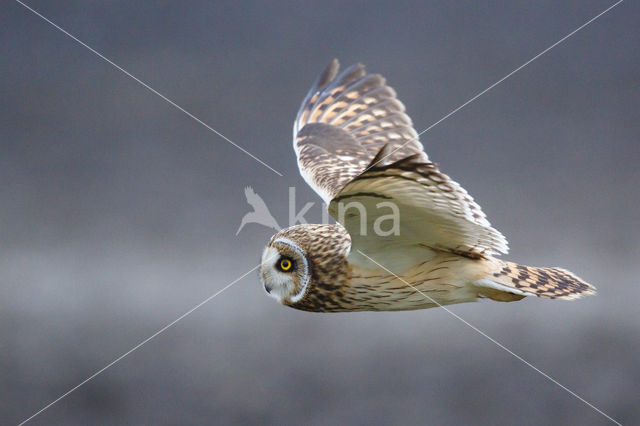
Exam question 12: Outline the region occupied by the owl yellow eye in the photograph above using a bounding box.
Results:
[278,257,293,272]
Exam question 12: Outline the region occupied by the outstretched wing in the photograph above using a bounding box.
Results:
[293,60,508,264]
[293,59,427,204]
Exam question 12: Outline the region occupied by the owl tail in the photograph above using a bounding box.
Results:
[475,260,596,301]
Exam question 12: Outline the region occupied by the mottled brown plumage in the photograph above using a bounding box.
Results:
[259,59,595,312]
[294,59,427,204]
[488,260,595,300]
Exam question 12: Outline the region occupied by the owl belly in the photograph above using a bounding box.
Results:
[341,255,480,312]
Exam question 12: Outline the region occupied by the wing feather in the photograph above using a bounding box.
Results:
[293,60,508,261]
[294,59,426,203]
[328,155,509,261]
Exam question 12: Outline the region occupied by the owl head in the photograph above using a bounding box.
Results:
[259,224,350,306]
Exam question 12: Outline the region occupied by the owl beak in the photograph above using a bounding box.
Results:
[264,284,272,294]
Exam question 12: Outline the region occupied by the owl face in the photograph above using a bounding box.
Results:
[260,236,310,304]
[260,224,351,309]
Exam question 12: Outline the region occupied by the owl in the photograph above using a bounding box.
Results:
[259,59,595,312]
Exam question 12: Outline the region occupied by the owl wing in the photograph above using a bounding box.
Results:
[293,60,508,266]
[293,59,427,205]
[328,152,508,269]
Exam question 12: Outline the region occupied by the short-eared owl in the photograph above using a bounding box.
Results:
[260,59,595,312]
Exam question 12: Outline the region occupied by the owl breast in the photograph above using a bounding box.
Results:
[289,251,482,312]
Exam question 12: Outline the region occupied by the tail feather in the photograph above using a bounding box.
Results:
[477,260,596,301]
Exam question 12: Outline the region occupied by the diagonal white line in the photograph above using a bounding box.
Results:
[17,260,267,426]
[14,0,284,177]
[357,250,622,425]
[367,0,624,171]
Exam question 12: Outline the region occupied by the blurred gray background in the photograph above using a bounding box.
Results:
[2,1,639,424]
